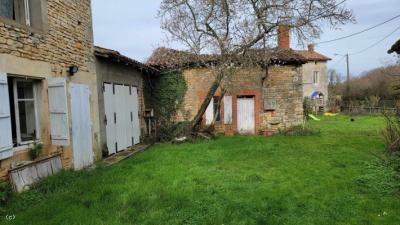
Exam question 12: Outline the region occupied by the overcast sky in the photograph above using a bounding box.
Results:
[92,0,400,76]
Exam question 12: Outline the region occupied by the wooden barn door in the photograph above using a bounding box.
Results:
[70,83,93,170]
[103,83,117,155]
[104,84,141,155]
[130,86,141,145]
[237,97,255,134]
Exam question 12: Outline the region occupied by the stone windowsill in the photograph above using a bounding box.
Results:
[0,16,45,36]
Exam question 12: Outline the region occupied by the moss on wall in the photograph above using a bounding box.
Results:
[145,70,188,123]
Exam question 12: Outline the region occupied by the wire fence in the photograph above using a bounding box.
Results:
[339,100,399,115]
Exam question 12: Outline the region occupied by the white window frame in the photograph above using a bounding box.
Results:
[23,0,31,26]
[313,71,319,84]
[12,78,40,146]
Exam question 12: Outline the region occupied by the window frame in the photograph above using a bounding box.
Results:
[12,78,40,147]
[0,0,46,33]
[313,71,319,84]
[213,96,221,122]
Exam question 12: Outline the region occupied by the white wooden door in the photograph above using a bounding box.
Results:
[237,97,255,134]
[0,73,13,160]
[130,86,141,145]
[70,83,93,170]
[224,96,233,125]
[103,84,141,155]
[115,85,127,151]
[103,83,117,155]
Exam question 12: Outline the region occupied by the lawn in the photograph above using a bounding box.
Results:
[2,115,400,225]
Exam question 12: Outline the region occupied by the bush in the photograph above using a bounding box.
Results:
[382,114,400,154]
[303,98,313,117]
[0,182,13,206]
[29,142,44,160]
[279,125,320,136]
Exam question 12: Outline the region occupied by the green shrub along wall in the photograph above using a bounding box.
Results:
[145,71,188,141]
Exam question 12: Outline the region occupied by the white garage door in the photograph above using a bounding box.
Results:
[237,97,255,134]
[104,83,141,155]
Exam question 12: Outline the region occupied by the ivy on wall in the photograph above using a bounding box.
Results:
[145,71,188,140]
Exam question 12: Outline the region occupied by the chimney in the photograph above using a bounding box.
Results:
[308,44,315,52]
[278,25,290,49]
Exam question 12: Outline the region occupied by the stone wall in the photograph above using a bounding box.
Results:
[178,64,304,134]
[262,65,304,130]
[0,0,94,73]
[0,0,99,180]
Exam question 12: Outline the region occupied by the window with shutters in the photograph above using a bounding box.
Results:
[7,77,40,147]
[0,0,46,30]
[213,96,221,122]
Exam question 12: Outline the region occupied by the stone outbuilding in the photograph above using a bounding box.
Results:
[94,46,158,156]
[147,47,307,135]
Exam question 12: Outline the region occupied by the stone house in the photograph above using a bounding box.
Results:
[0,0,100,181]
[94,46,158,156]
[296,45,331,112]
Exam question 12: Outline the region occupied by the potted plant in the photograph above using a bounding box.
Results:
[29,141,44,161]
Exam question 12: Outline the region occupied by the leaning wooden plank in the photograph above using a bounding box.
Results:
[10,171,23,192]
[19,168,33,191]
[50,157,62,174]
[28,166,39,183]
[45,161,53,176]
[9,155,63,192]
[36,162,49,178]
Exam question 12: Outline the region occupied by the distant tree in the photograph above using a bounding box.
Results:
[159,0,354,133]
[343,65,400,100]
[388,39,400,55]
[328,69,344,97]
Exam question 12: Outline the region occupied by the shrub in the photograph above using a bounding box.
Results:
[0,182,13,206]
[279,125,320,136]
[29,142,44,160]
[382,114,400,154]
[303,97,313,117]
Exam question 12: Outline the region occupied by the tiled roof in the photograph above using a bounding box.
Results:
[147,47,308,69]
[294,50,331,62]
[94,46,159,75]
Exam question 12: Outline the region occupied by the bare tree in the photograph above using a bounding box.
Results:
[159,0,354,132]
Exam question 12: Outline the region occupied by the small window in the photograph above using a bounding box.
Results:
[0,0,31,26]
[7,77,40,146]
[213,96,221,122]
[313,71,319,84]
[0,0,46,30]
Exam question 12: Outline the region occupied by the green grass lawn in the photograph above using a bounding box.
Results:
[2,115,400,225]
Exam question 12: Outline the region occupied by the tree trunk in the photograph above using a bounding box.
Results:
[190,70,225,132]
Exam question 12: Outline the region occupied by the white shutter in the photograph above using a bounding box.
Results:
[48,78,69,146]
[0,73,13,160]
[205,98,214,125]
[224,96,232,125]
